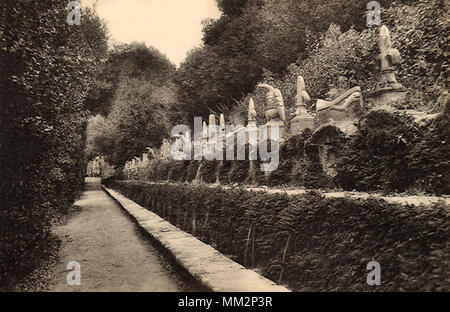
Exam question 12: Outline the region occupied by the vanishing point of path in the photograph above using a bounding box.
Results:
[49,178,195,292]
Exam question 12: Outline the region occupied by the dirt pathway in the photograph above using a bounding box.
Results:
[49,178,190,292]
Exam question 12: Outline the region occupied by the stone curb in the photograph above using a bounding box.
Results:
[102,186,291,292]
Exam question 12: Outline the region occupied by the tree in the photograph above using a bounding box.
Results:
[86,43,177,167]
[85,42,175,116]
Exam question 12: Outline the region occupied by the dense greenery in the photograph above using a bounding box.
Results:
[335,110,420,193]
[408,113,450,195]
[385,0,449,111]
[122,107,449,195]
[85,43,177,166]
[89,0,448,177]
[335,109,450,195]
[105,181,449,291]
[0,1,108,289]
[173,0,448,128]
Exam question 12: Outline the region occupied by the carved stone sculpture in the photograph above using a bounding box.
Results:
[291,76,314,135]
[208,114,217,148]
[257,83,286,139]
[377,25,402,90]
[248,97,257,127]
[159,139,172,160]
[316,86,363,125]
[258,84,286,123]
[370,25,408,107]
[202,121,207,148]
[220,113,226,134]
[310,124,346,177]
[312,86,363,177]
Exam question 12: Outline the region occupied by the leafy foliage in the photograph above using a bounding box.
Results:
[334,109,442,194]
[266,130,331,188]
[85,42,176,116]
[407,113,450,195]
[106,181,450,291]
[384,0,449,112]
[290,25,378,103]
[179,0,446,125]
[86,43,177,166]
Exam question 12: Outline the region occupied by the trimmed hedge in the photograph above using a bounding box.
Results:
[105,180,450,291]
[0,2,107,289]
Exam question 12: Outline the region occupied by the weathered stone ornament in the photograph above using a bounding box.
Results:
[172,133,191,160]
[219,113,226,134]
[310,124,345,177]
[194,122,209,183]
[291,76,314,135]
[378,25,402,90]
[216,113,226,185]
[202,121,207,149]
[316,86,364,127]
[247,97,257,127]
[312,86,364,177]
[257,83,286,139]
[208,114,217,153]
[159,139,172,160]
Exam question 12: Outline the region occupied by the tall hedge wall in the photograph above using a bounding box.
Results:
[105,180,449,291]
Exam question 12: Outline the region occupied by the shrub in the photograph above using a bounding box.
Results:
[202,160,220,184]
[263,138,298,186]
[335,109,421,193]
[227,160,250,184]
[384,0,449,112]
[167,160,189,183]
[185,160,201,182]
[0,1,107,289]
[408,113,450,195]
[263,130,333,189]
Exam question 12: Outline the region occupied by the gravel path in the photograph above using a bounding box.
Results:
[48,178,190,292]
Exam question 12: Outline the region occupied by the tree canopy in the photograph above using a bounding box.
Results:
[177,0,446,125]
[86,43,177,166]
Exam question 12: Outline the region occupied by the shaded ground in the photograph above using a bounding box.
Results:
[48,177,196,292]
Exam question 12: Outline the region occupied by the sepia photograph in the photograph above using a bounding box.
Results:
[0,0,448,303]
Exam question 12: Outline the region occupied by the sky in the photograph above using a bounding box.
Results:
[81,0,222,66]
